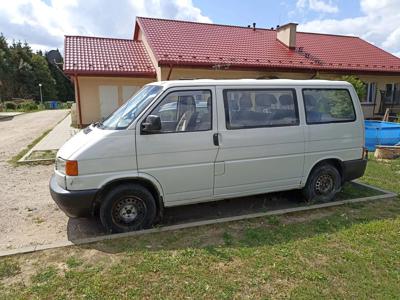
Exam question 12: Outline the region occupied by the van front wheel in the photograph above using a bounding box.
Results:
[302,164,341,204]
[100,183,157,233]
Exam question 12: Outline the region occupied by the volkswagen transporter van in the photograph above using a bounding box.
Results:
[50,79,367,233]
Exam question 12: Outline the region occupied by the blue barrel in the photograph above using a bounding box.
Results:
[50,101,57,109]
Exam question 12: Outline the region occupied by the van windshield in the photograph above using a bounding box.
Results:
[99,85,163,130]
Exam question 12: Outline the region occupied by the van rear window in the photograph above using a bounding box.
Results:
[223,89,299,129]
[302,89,356,124]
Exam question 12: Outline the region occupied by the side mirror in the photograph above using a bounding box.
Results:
[141,115,161,134]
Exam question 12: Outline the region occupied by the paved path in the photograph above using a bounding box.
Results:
[32,114,79,151]
[20,114,80,161]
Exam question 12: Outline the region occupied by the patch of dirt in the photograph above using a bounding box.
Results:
[0,110,70,251]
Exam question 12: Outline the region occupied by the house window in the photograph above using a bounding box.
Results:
[382,83,400,104]
[394,83,400,104]
[384,83,394,103]
[363,82,376,103]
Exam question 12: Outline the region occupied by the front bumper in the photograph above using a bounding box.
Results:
[342,158,368,182]
[49,174,98,218]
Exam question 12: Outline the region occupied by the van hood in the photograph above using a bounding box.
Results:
[57,126,108,160]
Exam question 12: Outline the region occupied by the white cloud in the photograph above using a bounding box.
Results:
[296,0,339,13]
[0,0,211,51]
[298,0,400,57]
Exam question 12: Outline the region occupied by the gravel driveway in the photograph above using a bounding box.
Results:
[0,110,102,251]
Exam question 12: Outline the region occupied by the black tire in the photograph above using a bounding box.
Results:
[302,163,341,204]
[99,183,157,233]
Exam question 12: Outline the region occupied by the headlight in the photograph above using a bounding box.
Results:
[55,157,66,174]
[55,158,78,176]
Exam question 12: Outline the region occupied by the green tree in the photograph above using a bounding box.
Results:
[0,34,13,101]
[341,75,366,101]
[31,53,57,101]
[9,41,35,99]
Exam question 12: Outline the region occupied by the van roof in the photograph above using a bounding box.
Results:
[152,79,353,88]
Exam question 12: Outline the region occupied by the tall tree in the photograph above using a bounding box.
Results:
[0,34,12,101]
[31,53,57,101]
[9,41,35,99]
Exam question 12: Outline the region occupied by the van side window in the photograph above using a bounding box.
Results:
[303,89,356,124]
[223,89,299,129]
[150,90,212,133]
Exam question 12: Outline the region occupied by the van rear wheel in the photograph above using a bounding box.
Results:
[302,163,341,204]
[99,183,157,233]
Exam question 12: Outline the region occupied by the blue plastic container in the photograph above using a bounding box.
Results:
[50,101,58,109]
[365,120,400,151]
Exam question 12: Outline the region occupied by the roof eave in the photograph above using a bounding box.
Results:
[158,61,400,76]
[64,70,157,78]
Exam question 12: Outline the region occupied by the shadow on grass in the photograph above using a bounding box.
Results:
[75,196,399,255]
[66,181,383,242]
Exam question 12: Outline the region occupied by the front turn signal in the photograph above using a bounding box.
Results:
[65,160,78,176]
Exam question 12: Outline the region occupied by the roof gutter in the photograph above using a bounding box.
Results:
[64,70,156,78]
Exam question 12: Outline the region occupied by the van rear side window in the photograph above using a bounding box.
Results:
[223,89,299,129]
[303,89,356,124]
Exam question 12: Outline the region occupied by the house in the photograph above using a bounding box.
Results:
[64,17,400,126]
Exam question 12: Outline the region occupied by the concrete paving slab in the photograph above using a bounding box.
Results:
[32,114,79,151]
[19,113,79,162]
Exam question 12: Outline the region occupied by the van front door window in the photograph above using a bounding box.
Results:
[149,90,212,133]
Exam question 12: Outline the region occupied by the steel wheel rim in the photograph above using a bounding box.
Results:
[315,174,334,195]
[112,196,147,227]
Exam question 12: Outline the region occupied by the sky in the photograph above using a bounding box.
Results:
[0,0,399,57]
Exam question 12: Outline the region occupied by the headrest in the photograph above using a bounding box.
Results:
[229,99,239,111]
[239,94,252,109]
[279,94,293,106]
[304,94,317,107]
[255,94,277,107]
[206,96,211,108]
[179,95,195,107]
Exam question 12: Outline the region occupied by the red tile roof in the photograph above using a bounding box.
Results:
[64,36,156,76]
[135,17,400,74]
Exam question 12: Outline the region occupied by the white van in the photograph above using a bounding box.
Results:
[50,79,367,233]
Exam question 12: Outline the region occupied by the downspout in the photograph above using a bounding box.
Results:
[310,71,319,79]
[166,64,173,80]
[74,74,83,127]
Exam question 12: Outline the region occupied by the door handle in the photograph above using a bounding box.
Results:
[213,133,219,146]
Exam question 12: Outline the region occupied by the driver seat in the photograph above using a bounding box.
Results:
[176,95,196,131]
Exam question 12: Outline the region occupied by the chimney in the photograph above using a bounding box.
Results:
[276,23,298,49]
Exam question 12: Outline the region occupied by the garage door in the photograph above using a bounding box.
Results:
[99,85,118,118]
[122,86,140,103]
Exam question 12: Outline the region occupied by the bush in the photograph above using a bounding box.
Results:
[17,101,38,112]
[60,102,71,109]
[44,101,52,109]
[5,101,17,110]
[38,103,46,110]
[341,75,366,101]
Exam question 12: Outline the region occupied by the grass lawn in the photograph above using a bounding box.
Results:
[0,155,399,299]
